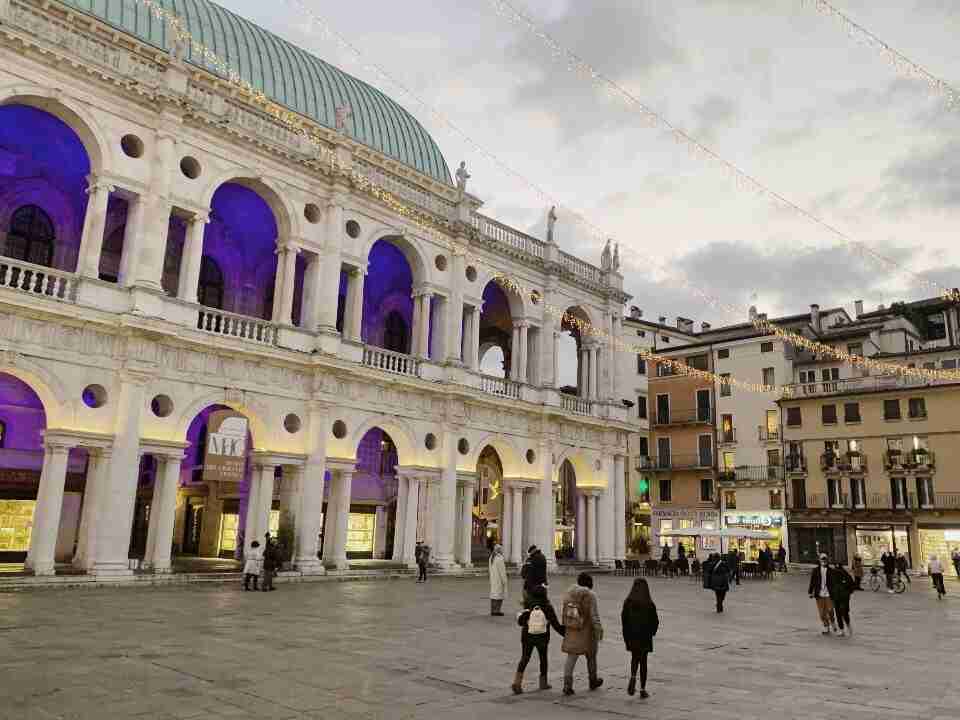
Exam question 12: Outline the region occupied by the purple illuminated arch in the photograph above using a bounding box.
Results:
[363,239,414,350]
[0,105,91,272]
[479,280,514,375]
[0,372,46,452]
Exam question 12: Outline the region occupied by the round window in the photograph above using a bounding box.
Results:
[345,220,361,238]
[457,438,470,455]
[526,449,536,464]
[465,266,477,282]
[425,433,437,451]
[284,413,302,434]
[120,134,144,159]
[150,394,173,418]
[180,156,201,179]
[82,384,107,409]
[304,203,321,224]
[332,420,348,439]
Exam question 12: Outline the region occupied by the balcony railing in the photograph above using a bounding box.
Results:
[471,213,546,260]
[362,346,421,378]
[561,395,592,415]
[197,309,277,345]
[785,373,957,398]
[758,426,780,442]
[935,493,960,509]
[479,374,520,399]
[718,428,737,444]
[785,454,807,473]
[792,491,960,511]
[820,453,868,473]
[884,450,935,471]
[639,453,713,471]
[0,257,77,302]
[717,465,784,484]
[652,407,713,426]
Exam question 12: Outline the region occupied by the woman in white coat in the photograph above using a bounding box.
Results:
[490,544,508,616]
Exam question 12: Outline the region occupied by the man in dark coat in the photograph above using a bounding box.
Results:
[709,555,731,612]
[881,551,896,592]
[777,544,787,572]
[895,551,911,585]
[808,553,839,634]
[522,545,548,603]
[261,533,278,592]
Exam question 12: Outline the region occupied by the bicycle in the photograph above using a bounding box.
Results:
[868,566,906,593]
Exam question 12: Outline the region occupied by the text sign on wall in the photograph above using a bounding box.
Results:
[203,411,248,482]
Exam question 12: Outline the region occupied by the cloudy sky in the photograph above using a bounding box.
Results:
[221,0,960,329]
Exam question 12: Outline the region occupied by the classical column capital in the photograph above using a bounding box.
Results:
[190,210,210,226]
[85,174,115,196]
[275,239,301,255]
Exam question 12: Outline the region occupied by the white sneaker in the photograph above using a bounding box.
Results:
[846,627,852,637]
[830,624,838,634]
[839,628,846,637]
[888,589,894,594]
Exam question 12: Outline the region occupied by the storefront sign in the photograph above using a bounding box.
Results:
[724,513,783,529]
[203,411,248,482]
[652,508,719,521]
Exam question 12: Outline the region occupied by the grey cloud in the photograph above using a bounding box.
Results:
[691,94,737,143]
[886,139,960,210]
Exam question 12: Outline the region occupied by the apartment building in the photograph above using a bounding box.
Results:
[780,298,960,568]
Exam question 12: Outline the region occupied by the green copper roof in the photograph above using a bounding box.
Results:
[61,0,452,184]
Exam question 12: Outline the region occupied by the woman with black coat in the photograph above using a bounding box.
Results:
[512,584,565,694]
[621,578,659,698]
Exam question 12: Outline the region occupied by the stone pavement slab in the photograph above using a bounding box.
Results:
[1,572,957,719]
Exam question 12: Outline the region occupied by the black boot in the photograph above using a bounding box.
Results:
[589,677,603,691]
[562,677,574,696]
[627,676,636,696]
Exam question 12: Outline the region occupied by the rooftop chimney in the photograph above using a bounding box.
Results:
[701,322,712,331]
[658,316,666,324]
[810,304,821,333]
[854,300,864,317]
[676,316,694,333]
[629,306,643,320]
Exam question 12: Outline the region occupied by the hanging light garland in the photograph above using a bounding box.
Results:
[128,0,960,389]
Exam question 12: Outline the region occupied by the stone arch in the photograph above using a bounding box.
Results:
[553,446,601,488]
[0,360,69,429]
[347,416,417,467]
[477,270,529,320]
[468,433,524,477]
[0,86,109,175]
[0,179,81,271]
[200,170,294,241]
[359,226,429,287]
[173,392,270,449]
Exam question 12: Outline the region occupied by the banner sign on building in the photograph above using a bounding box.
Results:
[203,410,248,482]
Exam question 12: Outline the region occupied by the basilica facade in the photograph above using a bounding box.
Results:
[0,0,634,578]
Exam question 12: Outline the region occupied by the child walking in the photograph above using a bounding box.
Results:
[512,585,564,694]
[243,540,262,591]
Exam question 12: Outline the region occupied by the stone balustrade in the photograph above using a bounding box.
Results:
[0,257,77,303]
[197,308,277,345]
[362,346,421,378]
[561,394,592,416]
[479,374,521,399]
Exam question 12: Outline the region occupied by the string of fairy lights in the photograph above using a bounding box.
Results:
[128,0,960,391]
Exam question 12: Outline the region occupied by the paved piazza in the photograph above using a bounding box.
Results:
[2,574,958,720]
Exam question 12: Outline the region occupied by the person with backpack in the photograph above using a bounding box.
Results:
[512,585,564,694]
[621,578,659,698]
[489,544,508,616]
[708,553,731,613]
[243,540,262,591]
[560,572,603,696]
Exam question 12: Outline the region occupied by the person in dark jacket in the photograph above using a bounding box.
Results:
[709,555,731,612]
[808,554,838,634]
[621,578,659,698]
[261,534,278,592]
[830,562,855,636]
[895,551,911,585]
[522,545,548,603]
[727,548,741,585]
[881,551,896,592]
[511,584,565,694]
[415,543,430,583]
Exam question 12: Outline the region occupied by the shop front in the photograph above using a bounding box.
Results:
[652,508,720,558]
[853,523,911,568]
[723,511,785,560]
[788,522,846,565]
[918,523,960,572]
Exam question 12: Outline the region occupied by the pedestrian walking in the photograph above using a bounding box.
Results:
[243,540,262,591]
[852,554,864,591]
[511,584,564,694]
[489,544,508,616]
[808,554,839,635]
[560,572,603,696]
[708,553,731,612]
[726,547,741,586]
[415,542,430,582]
[881,551,896,593]
[261,534,278,591]
[777,544,787,573]
[831,562,855,636]
[895,551,911,585]
[522,545,548,604]
[621,578,659,699]
[928,555,947,600]
[952,548,960,578]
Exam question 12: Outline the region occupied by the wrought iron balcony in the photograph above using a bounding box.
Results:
[718,428,737,444]
[639,453,713,471]
[651,407,713,426]
[758,426,780,442]
[717,465,784,484]
[785,373,955,398]
[884,449,935,472]
[820,452,867,473]
[785,454,807,473]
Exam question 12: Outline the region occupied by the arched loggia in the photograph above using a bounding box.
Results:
[361,238,415,353]
[560,306,594,399]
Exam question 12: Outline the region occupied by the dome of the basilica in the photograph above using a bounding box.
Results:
[62,0,452,185]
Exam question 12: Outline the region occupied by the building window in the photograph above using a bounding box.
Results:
[760,341,774,353]
[883,399,901,421]
[942,359,957,370]
[844,402,861,423]
[700,478,713,503]
[637,330,646,338]
[917,477,935,508]
[383,311,409,353]
[198,256,224,309]
[908,397,927,419]
[658,478,672,503]
[661,336,670,343]
[769,489,782,509]
[636,436,649,458]
[724,490,737,509]
[637,396,647,420]
[688,354,709,371]
[847,343,863,357]
[786,407,802,427]
[5,205,55,267]
[717,348,730,359]
[822,368,840,383]
[720,373,731,397]
[762,367,775,387]
[637,356,646,375]
[822,404,837,425]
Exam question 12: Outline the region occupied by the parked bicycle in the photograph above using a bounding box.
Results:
[868,565,906,593]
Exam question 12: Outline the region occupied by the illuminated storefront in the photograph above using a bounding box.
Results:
[854,524,911,566]
[918,525,960,571]
[345,512,376,554]
[0,499,34,553]
[724,512,784,559]
[652,509,719,556]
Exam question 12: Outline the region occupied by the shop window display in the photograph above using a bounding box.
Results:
[855,528,909,567]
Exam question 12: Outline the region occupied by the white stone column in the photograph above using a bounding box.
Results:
[77,177,113,278]
[295,403,327,574]
[456,477,475,567]
[501,485,513,561]
[393,475,408,562]
[73,447,109,570]
[610,315,622,400]
[527,326,539,386]
[250,462,277,548]
[402,476,420,567]
[89,374,146,576]
[446,251,465,364]
[469,306,481,370]
[117,193,147,286]
[579,347,590,397]
[279,466,300,556]
[316,251,343,334]
[145,452,183,573]
[538,443,555,569]
[517,323,529,383]
[591,345,601,401]
[551,331,560,389]
[511,485,524,566]
[413,291,432,359]
[374,505,387,559]
[177,211,207,303]
[586,493,598,564]
[299,252,322,332]
[273,242,300,325]
[614,455,626,561]
[598,483,616,567]
[321,476,340,565]
[330,470,354,569]
[509,323,521,379]
[434,433,458,567]
[430,295,446,361]
[575,492,586,561]
[24,440,72,575]
[345,268,365,342]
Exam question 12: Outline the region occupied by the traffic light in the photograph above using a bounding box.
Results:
[637,477,649,494]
